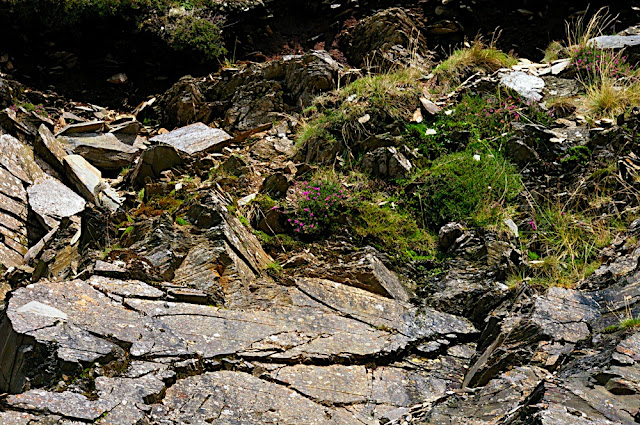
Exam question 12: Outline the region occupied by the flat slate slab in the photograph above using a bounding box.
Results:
[58,132,138,171]
[589,35,640,49]
[27,178,86,228]
[149,122,232,155]
[500,71,545,101]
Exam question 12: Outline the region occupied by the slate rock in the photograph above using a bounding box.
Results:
[130,144,182,187]
[58,132,138,171]
[149,122,231,155]
[500,71,545,101]
[362,146,412,179]
[27,178,86,229]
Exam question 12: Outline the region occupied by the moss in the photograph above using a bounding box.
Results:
[352,200,436,261]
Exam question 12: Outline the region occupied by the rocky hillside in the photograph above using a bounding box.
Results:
[1,2,640,425]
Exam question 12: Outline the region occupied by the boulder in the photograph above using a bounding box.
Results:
[63,155,121,211]
[34,124,66,173]
[341,8,428,70]
[149,122,231,155]
[304,252,411,302]
[500,71,545,102]
[129,144,182,187]
[362,146,412,179]
[58,132,138,171]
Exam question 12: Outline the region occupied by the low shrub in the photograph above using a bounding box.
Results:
[411,149,522,230]
[171,15,226,61]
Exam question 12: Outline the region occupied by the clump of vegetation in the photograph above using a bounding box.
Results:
[284,180,349,235]
[432,38,518,90]
[515,203,619,289]
[351,198,436,260]
[296,68,423,160]
[413,91,554,161]
[172,15,226,61]
[410,149,522,230]
[544,8,640,119]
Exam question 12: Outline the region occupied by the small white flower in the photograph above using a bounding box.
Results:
[473,154,481,161]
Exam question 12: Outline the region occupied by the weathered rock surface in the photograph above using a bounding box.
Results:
[58,132,138,171]
[63,154,121,211]
[149,122,232,155]
[27,178,85,229]
[362,146,412,180]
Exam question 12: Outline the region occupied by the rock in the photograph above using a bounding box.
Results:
[129,144,182,187]
[589,34,640,49]
[423,366,550,424]
[55,120,104,136]
[63,155,121,211]
[34,124,67,173]
[152,371,356,424]
[438,222,464,250]
[362,146,412,179]
[27,178,86,229]
[342,8,428,70]
[283,50,342,107]
[149,122,231,155]
[419,260,511,325]
[58,132,138,171]
[463,287,600,388]
[152,75,212,128]
[223,80,284,131]
[500,71,545,101]
[304,252,411,302]
[260,171,291,198]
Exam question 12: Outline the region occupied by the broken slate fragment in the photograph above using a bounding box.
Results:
[500,71,545,101]
[149,122,232,155]
[55,120,104,136]
[58,132,138,171]
[27,177,86,229]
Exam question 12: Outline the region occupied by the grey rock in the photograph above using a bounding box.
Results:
[63,154,121,211]
[342,8,428,70]
[55,120,104,136]
[150,122,231,155]
[27,178,86,229]
[58,132,138,171]
[7,389,116,421]
[153,371,356,424]
[438,222,464,250]
[500,71,545,101]
[129,144,182,187]
[35,124,67,173]
[589,34,640,49]
[304,252,411,302]
[362,146,412,179]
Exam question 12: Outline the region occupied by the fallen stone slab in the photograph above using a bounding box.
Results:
[27,178,86,229]
[589,34,640,49]
[6,389,117,421]
[500,71,545,101]
[272,364,448,408]
[63,154,121,211]
[304,252,411,301]
[0,134,45,184]
[149,122,232,155]
[35,124,67,173]
[129,144,182,187]
[55,120,104,136]
[58,132,138,171]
